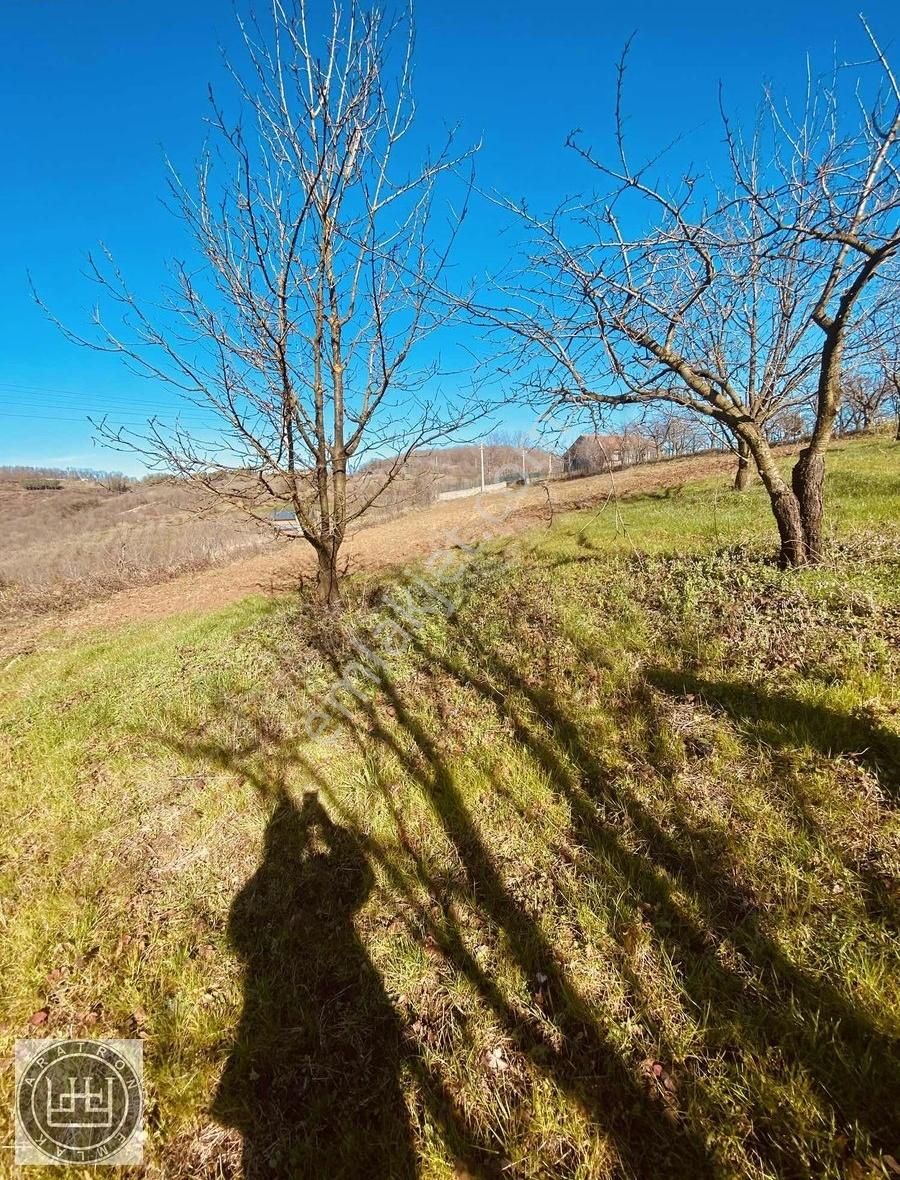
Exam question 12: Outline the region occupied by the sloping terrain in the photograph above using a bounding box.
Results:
[2,445,807,658]
[0,474,272,620]
[0,436,898,1178]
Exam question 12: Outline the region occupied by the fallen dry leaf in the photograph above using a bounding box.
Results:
[127,1007,149,1034]
[486,1046,508,1072]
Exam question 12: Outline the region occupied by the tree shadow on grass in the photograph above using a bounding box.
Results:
[155,723,511,1178]
[287,640,720,1178]
[148,584,900,1178]
[154,689,717,1174]
[647,668,900,804]
[396,610,900,1176]
[210,788,417,1180]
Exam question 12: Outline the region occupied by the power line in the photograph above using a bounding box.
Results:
[0,393,221,423]
[0,411,224,430]
[0,388,214,417]
[0,403,215,424]
[0,379,269,408]
[0,379,197,401]
[0,380,187,404]
[0,411,112,424]
[0,382,271,423]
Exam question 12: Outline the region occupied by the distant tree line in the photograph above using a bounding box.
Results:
[0,466,149,495]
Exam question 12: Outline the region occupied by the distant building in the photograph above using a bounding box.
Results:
[562,432,655,475]
[271,507,301,534]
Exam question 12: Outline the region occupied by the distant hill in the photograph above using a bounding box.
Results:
[359,441,557,497]
[0,470,271,617]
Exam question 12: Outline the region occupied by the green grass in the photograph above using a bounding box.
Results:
[1,435,898,1178]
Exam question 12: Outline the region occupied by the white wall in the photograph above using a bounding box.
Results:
[437,481,510,502]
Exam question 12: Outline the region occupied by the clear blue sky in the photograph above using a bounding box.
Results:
[1,0,896,473]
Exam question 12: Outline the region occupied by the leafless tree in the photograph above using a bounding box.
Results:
[478,23,900,565]
[886,358,900,441]
[614,421,655,466]
[835,300,900,435]
[768,410,809,445]
[838,371,890,433]
[643,414,671,462]
[647,407,725,460]
[99,473,132,496]
[40,0,481,605]
[874,316,900,440]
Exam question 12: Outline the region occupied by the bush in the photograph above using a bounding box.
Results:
[101,474,131,495]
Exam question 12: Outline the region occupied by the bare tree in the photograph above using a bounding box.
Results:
[644,412,673,461]
[874,317,900,441]
[768,409,809,445]
[41,0,480,605]
[478,23,899,566]
[838,371,890,433]
[99,473,132,496]
[835,300,900,436]
[643,406,710,461]
[886,359,900,441]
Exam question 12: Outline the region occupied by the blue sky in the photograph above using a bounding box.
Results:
[1,0,897,473]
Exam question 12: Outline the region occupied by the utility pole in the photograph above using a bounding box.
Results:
[521,446,526,483]
[480,442,485,493]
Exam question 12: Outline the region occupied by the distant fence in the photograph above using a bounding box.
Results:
[437,481,510,502]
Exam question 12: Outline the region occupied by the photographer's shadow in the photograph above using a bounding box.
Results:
[213,790,416,1178]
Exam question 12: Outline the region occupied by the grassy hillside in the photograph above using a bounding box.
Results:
[1,435,898,1178]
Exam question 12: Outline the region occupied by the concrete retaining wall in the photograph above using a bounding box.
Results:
[437,481,509,502]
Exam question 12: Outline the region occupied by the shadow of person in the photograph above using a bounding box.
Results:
[212,790,417,1179]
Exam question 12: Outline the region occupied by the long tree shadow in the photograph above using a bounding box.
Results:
[648,667,900,933]
[154,720,509,1178]
[156,671,718,1172]
[407,609,900,1173]
[295,633,719,1178]
[647,668,900,804]
[145,572,900,1177]
[211,788,417,1180]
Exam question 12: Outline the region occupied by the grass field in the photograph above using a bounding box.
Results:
[1,435,898,1178]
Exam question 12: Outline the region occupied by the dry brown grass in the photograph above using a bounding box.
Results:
[0,476,274,619]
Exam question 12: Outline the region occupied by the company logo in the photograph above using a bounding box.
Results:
[15,1039,143,1165]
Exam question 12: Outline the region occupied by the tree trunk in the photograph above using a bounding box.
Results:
[895,411,900,442]
[316,544,342,608]
[733,440,753,491]
[741,427,807,568]
[791,446,826,563]
[769,486,807,568]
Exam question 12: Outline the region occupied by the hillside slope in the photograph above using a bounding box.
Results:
[0,440,850,656]
[0,473,272,620]
[1,436,898,1178]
